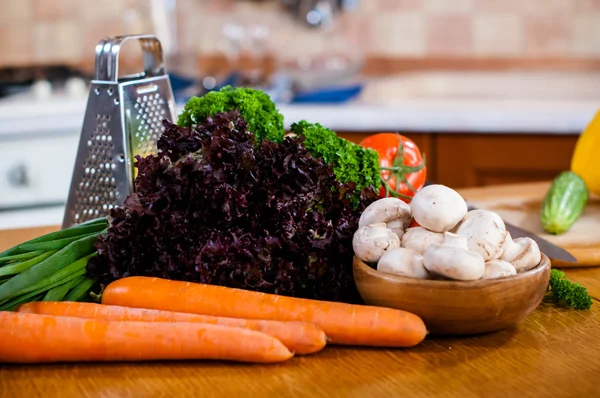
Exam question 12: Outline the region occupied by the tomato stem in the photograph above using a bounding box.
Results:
[393,140,406,168]
[380,154,426,193]
[381,154,426,174]
[402,175,417,193]
[380,179,414,200]
[381,165,426,173]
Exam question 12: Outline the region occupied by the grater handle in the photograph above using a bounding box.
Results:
[94,35,166,82]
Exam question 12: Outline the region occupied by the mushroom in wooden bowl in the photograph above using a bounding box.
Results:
[353,252,551,336]
[351,184,551,336]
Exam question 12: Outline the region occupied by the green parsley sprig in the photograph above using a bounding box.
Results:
[289,120,381,196]
[548,269,593,310]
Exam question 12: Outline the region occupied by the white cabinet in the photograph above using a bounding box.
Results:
[0,132,79,209]
[0,94,86,229]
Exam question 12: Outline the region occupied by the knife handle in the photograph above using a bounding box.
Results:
[551,249,600,268]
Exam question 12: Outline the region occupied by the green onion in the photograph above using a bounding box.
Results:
[43,277,82,302]
[0,220,107,259]
[0,233,103,302]
[0,251,45,264]
[16,253,96,298]
[0,251,56,278]
[75,217,108,227]
[19,233,98,252]
[65,277,97,302]
[0,267,89,310]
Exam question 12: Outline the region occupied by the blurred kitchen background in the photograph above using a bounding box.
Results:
[1,0,600,230]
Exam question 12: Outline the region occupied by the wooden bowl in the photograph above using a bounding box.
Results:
[353,253,551,336]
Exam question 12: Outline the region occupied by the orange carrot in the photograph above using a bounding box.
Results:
[102,276,428,347]
[0,311,293,364]
[16,301,326,355]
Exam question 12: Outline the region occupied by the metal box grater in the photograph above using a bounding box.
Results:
[62,35,176,228]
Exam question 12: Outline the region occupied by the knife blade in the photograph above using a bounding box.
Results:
[422,181,578,263]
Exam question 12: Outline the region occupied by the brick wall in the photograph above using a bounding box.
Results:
[0,0,599,67]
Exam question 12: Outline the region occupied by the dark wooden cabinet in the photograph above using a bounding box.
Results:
[435,134,578,188]
[337,131,578,188]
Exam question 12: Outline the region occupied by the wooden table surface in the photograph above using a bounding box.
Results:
[1,183,599,398]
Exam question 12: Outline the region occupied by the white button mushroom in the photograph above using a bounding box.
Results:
[401,226,444,255]
[500,232,542,273]
[352,223,401,264]
[377,247,430,279]
[423,232,485,281]
[358,197,412,239]
[483,260,517,279]
[410,184,468,233]
[454,209,507,261]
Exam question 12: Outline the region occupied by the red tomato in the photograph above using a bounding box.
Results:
[408,218,420,228]
[359,133,426,202]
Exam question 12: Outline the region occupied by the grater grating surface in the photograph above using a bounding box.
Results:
[131,92,167,157]
[73,113,119,223]
[62,35,175,228]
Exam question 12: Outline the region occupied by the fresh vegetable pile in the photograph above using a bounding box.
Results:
[1,86,417,308]
[0,85,593,367]
[87,110,378,303]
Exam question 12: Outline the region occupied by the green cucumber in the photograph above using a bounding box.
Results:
[541,171,589,235]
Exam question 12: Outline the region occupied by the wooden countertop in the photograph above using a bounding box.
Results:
[1,182,599,398]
